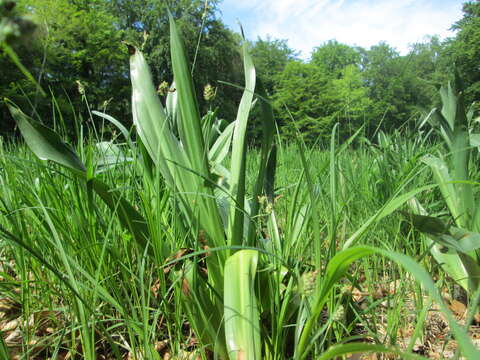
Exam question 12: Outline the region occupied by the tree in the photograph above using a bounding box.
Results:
[361,42,418,133]
[330,65,372,139]
[405,36,451,111]
[273,60,371,143]
[1,0,245,136]
[273,61,329,142]
[0,0,129,135]
[36,0,128,109]
[448,1,480,104]
[311,40,361,78]
[249,36,297,94]
[0,0,45,134]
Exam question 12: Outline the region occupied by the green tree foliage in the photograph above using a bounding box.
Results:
[246,36,297,142]
[274,61,331,142]
[311,40,361,78]
[331,65,372,138]
[448,1,480,104]
[107,0,243,121]
[361,43,425,134]
[250,36,297,94]
[1,0,243,135]
[273,55,371,142]
[1,0,478,143]
[0,0,44,134]
[32,0,128,114]
[0,0,35,44]
[0,0,128,134]
[406,36,449,106]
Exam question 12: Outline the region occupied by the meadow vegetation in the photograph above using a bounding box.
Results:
[1,1,480,359]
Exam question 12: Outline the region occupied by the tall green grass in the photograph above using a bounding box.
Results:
[1,15,479,360]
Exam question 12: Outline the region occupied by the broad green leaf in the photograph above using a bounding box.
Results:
[248,79,276,245]
[7,103,86,173]
[94,142,133,172]
[130,42,225,266]
[470,133,480,148]
[457,251,480,291]
[422,226,480,255]
[451,227,480,252]
[209,121,235,165]
[429,240,469,291]
[433,233,469,253]
[169,13,209,178]
[451,124,473,228]
[224,250,261,360]
[409,198,470,292]
[130,45,167,162]
[422,108,453,148]
[89,178,149,250]
[402,212,449,235]
[289,203,309,248]
[129,45,185,187]
[440,82,458,130]
[422,155,461,224]
[92,111,134,149]
[264,145,277,203]
[179,262,227,358]
[438,76,473,228]
[167,16,226,264]
[228,32,256,248]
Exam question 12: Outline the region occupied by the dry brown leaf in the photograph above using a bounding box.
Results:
[0,318,19,332]
[373,285,388,300]
[449,299,467,318]
[5,328,21,344]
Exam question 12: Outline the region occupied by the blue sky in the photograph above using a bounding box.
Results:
[218,0,464,59]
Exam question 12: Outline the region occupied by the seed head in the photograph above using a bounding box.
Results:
[203,83,216,102]
[76,80,85,96]
[157,81,169,96]
[301,270,319,296]
[332,305,345,322]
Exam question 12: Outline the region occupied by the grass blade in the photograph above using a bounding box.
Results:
[8,101,150,250]
[318,343,426,360]
[0,331,10,360]
[295,246,480,359]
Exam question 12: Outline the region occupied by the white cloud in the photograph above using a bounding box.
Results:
[220,0,464,59]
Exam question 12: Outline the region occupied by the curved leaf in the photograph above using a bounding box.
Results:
[209,121,235,165]
[228,31,256,248]
[7,102,86,173]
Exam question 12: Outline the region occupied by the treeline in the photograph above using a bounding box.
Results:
[1,0,479,143]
